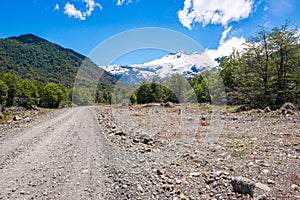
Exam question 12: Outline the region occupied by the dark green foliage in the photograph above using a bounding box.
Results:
[0,34,117,88]
[40,83,67,108]
[130,94,137,104]
[136,83,153,104]
[0,73,21,106]
[15,79,39,109]
[135,76,188,104]
[0,80,8,108]
[219,22,300,109]
[0,72,68,109]
[188,73,210,103]
[0,33,119,107]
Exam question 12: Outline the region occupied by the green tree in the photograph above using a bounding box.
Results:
[0,73,22,106]
[165,73,191,103]
[219,22,300,108]
[16,79,39,108]
[268,22,300,105]
[130,93,137,104]
[0,80,8,112]
[72,88,94,106]
[40,83,66,108]
[136,83,152,104]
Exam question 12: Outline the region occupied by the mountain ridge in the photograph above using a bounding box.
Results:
[101,50,217,84]
[0,34,117,88]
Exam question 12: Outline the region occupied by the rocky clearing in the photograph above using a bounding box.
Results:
[0,105,299,199]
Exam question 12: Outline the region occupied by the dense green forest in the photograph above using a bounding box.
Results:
[0,34,117,88]
[0,34,118,114]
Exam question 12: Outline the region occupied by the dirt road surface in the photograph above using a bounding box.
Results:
[0,107,108,199]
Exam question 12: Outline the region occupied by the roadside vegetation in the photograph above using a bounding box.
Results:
[0,73,68,112]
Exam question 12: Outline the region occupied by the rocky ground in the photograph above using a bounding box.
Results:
[95,104,300,200]
[0,104,299,199]
[0,106,52,133]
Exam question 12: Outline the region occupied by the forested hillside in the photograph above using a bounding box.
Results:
[0,34,117,88]
[0,34,119,111]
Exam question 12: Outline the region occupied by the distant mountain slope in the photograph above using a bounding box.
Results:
[101,51,216,84]
[0,34,117,88]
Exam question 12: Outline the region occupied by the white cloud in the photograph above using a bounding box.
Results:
[63,0,102,20]
[178,0,255,29]
[84,0,102,16]
[116,0,137,6]
[206,37,246,66]
[220,26,232,45]
[64,3,85,20]
[117,0,126,6]
[54,4,60,11]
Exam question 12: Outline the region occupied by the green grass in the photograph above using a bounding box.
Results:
[231,150,246,157]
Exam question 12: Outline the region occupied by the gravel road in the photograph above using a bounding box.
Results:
[0,107,107,199]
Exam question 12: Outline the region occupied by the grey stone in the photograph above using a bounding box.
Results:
[254,194,267,200]
[13,115,22,121]
[231,176,255,197]
[264,107,271,113]
[164,102,174,108]
[281,102,296,111]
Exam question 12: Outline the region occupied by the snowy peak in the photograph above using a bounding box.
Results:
[101,51,216,85]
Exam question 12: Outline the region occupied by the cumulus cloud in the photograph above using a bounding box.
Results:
[64,3,85,20]
[178,0,255,29]
[206,37,246,66]
[63,0,102,20]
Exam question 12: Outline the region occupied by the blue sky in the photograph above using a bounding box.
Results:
[0,0,299,64]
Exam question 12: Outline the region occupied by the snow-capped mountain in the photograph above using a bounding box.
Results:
[100,51,216,85]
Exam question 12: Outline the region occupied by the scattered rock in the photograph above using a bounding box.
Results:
[267,179,275,185]
[23,117,31,122]
[114,129,126,136]
[292,184,299,191]
[156,169,163,176]
[281,102,297,111]
[13,115,23,121]
[264,107,271,113]
[255,182,271,192]
[133,133,153,145]
[254,194,267,200]
[164,102,174,108]
[190,172,201,177]
[262,169,270,174]
[205,178,215,184]
[231,176,255,197]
